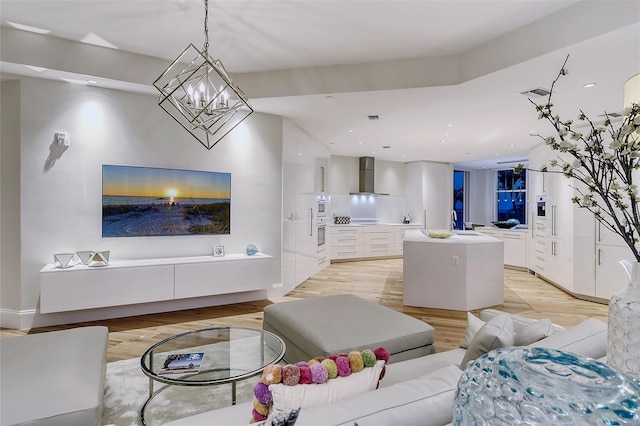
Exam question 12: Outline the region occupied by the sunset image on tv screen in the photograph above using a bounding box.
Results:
[102,165,231,237]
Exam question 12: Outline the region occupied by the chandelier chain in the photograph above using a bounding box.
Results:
[203,0,209,54]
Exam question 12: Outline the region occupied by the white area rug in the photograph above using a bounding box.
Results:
[102,357,256,425]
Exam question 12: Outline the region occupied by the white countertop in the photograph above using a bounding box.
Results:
[475,226,529,233]
[41,252,272,272]
[332,222,422,227]
[403,229,502,244]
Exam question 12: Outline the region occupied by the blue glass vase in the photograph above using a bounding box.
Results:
[609,260,640,381]
[453,347,640,425]
[245,244,259,256]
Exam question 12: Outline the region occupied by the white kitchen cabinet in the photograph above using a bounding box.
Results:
[282,123,330,289]
[527,143,625,301]
[330,224,422,261]
[294,139,316,286]
[363,226,395,257]
[330,226,363,260]
[393,225,422,255]
[595,244,634,299]
[593,219,635,299]
[405,161,453,229]
[315,157,328,194]
[527,144,573,289]
[527,144,551,275]
[476,228,528,268]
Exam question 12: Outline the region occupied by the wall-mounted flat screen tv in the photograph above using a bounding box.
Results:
[102,165,231,237]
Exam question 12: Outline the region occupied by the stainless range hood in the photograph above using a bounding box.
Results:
[350,156,388,195]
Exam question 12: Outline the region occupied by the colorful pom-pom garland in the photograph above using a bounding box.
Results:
[250,347,388,423]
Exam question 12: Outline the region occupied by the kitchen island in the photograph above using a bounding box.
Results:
[403,229,504,311]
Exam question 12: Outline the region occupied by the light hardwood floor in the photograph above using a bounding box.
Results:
[0,259,609,363]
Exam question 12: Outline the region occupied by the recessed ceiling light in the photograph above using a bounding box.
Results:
[358,141,362,145]
[495,153,500,157]
[7,21,51,34]
[508,143,515,147]
[583,82,597,88]
[348,129,353,133]
[443,133,449,136]
[402,154,406,158]
[87,79,99,85]
[440,140,446,143]
[447,123,454,127]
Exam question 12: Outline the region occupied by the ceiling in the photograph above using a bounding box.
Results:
[1,0,639,169]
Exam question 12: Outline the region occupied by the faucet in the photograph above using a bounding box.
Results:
[450,210,457,231]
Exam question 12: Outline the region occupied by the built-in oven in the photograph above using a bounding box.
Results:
[317,194,327,218]
[536,195,547,217]
[316,216,327,251]
[317,215,327,251]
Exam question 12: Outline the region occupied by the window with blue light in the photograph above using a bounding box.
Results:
[496,169,527,224]
[453,170,465,229]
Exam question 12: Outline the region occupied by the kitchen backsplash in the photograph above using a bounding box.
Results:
[330,194,408,223]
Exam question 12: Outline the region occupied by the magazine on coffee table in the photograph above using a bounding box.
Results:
[159,352,205,375]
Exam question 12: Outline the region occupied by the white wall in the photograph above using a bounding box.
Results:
[1,77,283,328]
[0,80,22,322]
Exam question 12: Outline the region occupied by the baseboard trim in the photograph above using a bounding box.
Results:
[0,308,37,330]
[529,270,609,305]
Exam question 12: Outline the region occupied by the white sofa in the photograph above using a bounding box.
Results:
[0,326,109,426]
[165,310,608,426]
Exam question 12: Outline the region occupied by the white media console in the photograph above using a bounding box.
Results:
[39,253,273,313]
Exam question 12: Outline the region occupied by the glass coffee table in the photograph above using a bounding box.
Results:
[139,326,285,425]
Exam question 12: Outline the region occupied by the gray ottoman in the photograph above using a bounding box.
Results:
[263,294,435,364]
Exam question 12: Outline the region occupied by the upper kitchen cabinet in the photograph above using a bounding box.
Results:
[314,145,330,193]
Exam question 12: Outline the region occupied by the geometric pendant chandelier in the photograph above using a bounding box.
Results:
[153,0,253,150]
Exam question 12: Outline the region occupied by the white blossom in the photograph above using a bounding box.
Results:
[535,59,640,260]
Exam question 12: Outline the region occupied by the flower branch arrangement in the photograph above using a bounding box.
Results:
[526,55,640,261]
[527,55,640,381]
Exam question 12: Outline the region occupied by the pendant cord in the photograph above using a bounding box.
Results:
[203,0,209,56]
